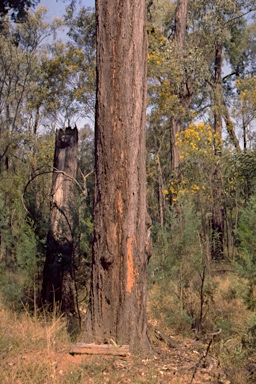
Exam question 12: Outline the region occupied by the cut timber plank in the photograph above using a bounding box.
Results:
[70,343,129,356]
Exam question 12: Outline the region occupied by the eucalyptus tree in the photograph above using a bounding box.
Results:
[65,5,96,116]
[84,0,152,355]
[147,0,191,172]
[146,0,256,260]
[187,0,256,259]
[37,5,96,128]
[225,19,256,150]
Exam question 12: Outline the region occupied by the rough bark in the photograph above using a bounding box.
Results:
[85,0,151,355]
[174,0,189,47]
[42,127,78,313]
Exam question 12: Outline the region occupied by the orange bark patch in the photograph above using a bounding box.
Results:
[126,236,136,293]
[116,189,124,217]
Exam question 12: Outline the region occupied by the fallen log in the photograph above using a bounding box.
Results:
[154,328,179,348]
[70,343,130,356]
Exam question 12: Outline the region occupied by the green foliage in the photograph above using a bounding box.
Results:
[0,276,24,311]
[0,7,95,314]
[15,219,37,271]
[0,199,42,310]
[245,312,256,350]
[239,310,256,382]
[147,0,175,35]
[149,198,216,333]
[235,195,256,310]
[237,195,256,257]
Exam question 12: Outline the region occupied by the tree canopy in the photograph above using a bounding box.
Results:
[0,0,39,23]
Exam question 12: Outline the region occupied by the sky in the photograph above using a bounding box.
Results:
[39,0,95,20]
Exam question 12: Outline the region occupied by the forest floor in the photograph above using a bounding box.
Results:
[1,321,253,384]
[1,274,256,384]
[1,338,227,384]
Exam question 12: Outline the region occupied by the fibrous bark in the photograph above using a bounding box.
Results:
[174,0,189,47]
[85,0,151,355]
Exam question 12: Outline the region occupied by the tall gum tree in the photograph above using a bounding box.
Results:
[85,0,152,355]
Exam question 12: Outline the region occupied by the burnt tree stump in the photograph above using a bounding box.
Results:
[42,127,78,314]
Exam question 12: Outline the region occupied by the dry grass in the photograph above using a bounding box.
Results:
[0,304,73,383]
[0,272,255,383]
[0,304,178,384]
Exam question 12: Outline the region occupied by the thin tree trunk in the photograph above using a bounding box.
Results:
[156,154,164,229]
[211,166,224,260]
[212,43,224,260]
[242,108,247,151]
[171,0,190,171]
[85,0,151,355]
[222,99,241,151]
[210,42,241,260]
[214,44,240,151]
[171,118,182,171]
[42,127,78,313]
[174,0,189,47]
[213,43,223,143]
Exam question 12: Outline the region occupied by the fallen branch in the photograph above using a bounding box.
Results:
[190,328,222,384]
[154,328,179,348]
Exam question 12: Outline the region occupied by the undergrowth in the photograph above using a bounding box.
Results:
[148,270,256,383]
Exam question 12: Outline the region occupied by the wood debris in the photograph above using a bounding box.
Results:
[70,343,129,356]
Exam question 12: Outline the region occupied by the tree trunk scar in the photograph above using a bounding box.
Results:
[126,236,136,293]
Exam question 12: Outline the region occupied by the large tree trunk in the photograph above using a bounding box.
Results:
[85,0,151,355]
[42,127,78,313]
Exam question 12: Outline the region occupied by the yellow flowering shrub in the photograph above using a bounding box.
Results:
[176,122,221,159]
[166,123,221,202]
[236,76,256,117]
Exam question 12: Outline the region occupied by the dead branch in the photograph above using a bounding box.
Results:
[154,328,179,348]
[190,328,222,384]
